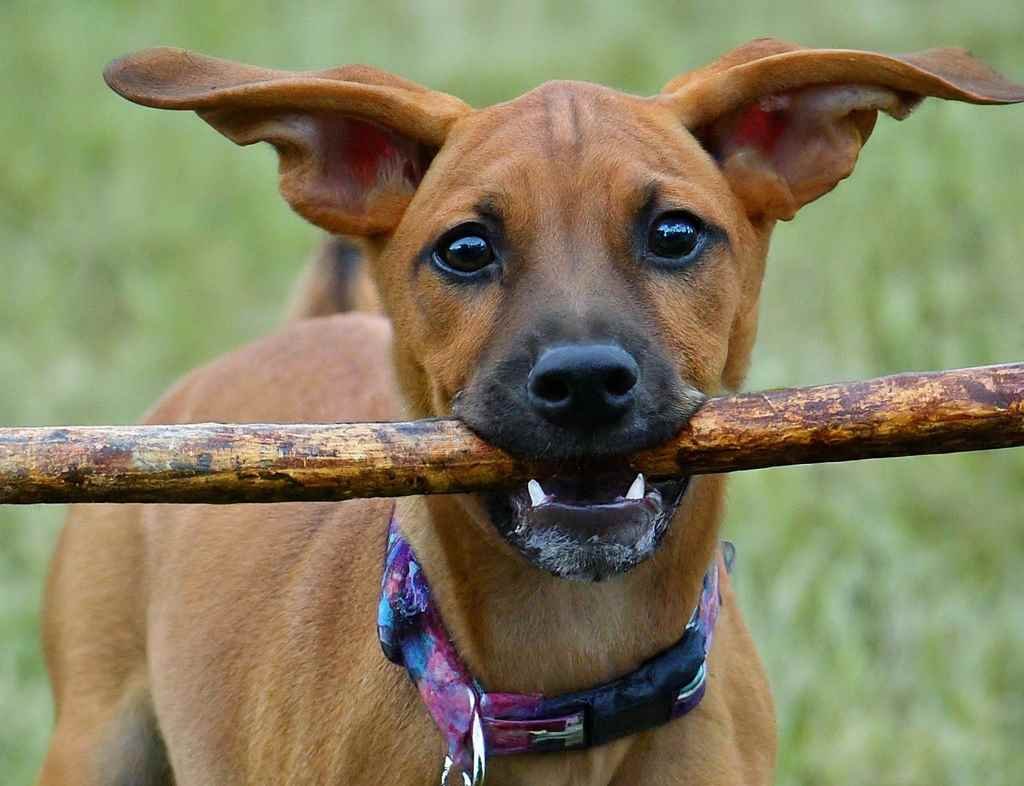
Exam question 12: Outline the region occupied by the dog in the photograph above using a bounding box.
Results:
[37,39,1023,786]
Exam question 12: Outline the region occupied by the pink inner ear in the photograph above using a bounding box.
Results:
[311,115,425,205]
[730,103,788,156]
[701,84,918,220]
[345,118,406,187]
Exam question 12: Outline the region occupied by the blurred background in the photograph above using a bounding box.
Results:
[2,1,1022,783]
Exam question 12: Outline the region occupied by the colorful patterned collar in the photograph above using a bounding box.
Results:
[377,511,728,785]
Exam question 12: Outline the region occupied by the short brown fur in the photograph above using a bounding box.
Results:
[39,40,1023,785]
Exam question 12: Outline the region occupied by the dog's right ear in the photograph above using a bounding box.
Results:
[105,48,471,235]
[660,39,1024,221]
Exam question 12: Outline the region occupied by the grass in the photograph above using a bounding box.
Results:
[2,0,1023,783]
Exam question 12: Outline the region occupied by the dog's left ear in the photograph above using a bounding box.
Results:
[105,48,471,235]
[661,39,1024,220]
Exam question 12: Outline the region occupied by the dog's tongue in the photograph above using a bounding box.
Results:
[523,498,662,544]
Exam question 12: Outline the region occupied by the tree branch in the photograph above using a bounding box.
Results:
[1,362,1021,504]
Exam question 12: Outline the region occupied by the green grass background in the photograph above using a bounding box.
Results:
[2,1,1022,783]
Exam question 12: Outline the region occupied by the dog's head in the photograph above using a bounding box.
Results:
[107,40,1023,579]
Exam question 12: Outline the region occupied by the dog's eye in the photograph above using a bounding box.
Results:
[647,212,706,263]
[433,226,496,277]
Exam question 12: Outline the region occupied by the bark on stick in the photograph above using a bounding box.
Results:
[1,362,1021,505]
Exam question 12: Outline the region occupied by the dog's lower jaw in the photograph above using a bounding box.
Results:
[506,523,663,582]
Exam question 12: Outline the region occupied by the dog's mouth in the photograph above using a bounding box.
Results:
[483,470,690,581]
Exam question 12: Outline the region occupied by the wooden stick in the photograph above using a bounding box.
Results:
[1,362,1021,505]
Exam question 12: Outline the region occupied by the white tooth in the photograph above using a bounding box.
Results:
[625,473,645,500]
[528,479,546,507]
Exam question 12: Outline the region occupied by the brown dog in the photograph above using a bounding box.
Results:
[38,40,1023,786]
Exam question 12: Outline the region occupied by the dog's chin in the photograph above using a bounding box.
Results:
[482,471,690,582]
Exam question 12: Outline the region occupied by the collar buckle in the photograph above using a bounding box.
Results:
[526,713,586,751]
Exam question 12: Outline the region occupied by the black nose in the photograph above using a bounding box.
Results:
[527,344,640,429]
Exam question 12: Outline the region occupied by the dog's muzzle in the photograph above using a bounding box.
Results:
[455,336,704,579]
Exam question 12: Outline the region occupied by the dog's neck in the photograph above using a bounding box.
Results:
[395,475,726,696]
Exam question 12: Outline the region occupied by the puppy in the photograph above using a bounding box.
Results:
[39,39,1023,785]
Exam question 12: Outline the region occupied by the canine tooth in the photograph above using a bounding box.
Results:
[625,473,645,500]
[528,479,546,507]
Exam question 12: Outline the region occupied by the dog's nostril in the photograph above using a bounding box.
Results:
[604,366,638,397]
[532,373,571,404]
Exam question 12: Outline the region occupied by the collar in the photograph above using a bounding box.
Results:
[377,510,729,783]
